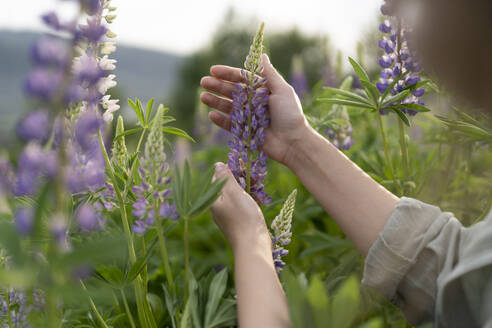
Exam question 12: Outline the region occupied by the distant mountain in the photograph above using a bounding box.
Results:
[0,30,184,141]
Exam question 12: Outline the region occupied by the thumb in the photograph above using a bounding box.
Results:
[213,162,237,190]
[262,54,288,93]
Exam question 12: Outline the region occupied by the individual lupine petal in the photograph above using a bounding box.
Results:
[99,55,117,70]
[101,95,120,123]
[412,88,425,97]
[159,201,179,221]
[76,204,99,231]
[101,42,116,55]
[75,110,101,150]
[73,53,106,86]
[24,68,62,101]
[18,142,45,172]
[16,109,50,142]
[81,0,102,15]
[97,74,117,94]
[132,197,148,218]
[132,220,147,235]
[79,18,107,43]
[15,207,34,236]
[378,54,393,68]
[30,37,70,68]
[379,20,392,33]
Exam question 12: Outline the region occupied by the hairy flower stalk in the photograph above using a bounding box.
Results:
[376,14,425,116]
[271,189,297,273]
[111,115,128,167]
[228,23,271,205]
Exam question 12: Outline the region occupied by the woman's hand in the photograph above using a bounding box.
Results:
[200,54,310,166]
[210,162,271,252]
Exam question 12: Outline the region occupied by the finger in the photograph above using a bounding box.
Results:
[200,92,233,114]
[200,76,235,99]
[262,54,289,93]
[210,65,248,83]
[213,162,240,194]
[209,111,231,131]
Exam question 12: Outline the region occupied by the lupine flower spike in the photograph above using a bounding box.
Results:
[228,23,271,205]
[376,9,425,116]
[271,189,297,273]
[131,106,178,235]
[111,115,128,167]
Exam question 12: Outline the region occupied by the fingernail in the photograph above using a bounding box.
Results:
[215,162,226,172]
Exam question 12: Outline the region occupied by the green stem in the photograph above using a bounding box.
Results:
[97,131,156,328]
[81,281,109,328]
[183,217,190,303]
[156,204,176,296]
[377,114,400,194]
[120,289,137,328]
[397,119,409,195]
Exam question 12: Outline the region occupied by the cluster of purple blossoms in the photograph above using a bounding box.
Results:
[131,109,179,235]
[0,289,43,327]
[376,15,425,116]
[228,23,271,205]
[289,55,309,102]
[325,124,354,151]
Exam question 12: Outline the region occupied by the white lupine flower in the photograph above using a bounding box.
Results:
[105,14,117,24]
[101,95,120,123]
[101,42,116,55]
[99,55,117,70]
[106,30,117,38]
[98,74,117,94]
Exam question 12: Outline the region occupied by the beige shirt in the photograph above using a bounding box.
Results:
[363,197,492,328]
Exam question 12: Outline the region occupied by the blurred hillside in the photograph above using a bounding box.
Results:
[0,30,183,141]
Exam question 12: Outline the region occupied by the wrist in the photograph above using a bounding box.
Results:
[232,229,272,257]
[282,124,319,170]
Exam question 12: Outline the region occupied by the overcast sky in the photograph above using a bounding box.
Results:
[0,0,381,56]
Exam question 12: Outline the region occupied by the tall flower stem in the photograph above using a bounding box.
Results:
[120,288,137,328]
[183,217,190,303]
[154,202,176,296]
[397,119,409,195]
[97,131,156,328]
[377,115,400,194]
[47,289,58,328]
[245,75,255,194]
[81,281,110,328]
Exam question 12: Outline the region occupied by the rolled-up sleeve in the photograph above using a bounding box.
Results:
[362,197,492,327]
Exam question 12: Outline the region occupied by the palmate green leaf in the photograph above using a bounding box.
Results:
[162,116,176,125]
[163,127,196,143]
[322,88,372,106]
[96,266,126,288]
[128,98,145,127]
[204,268,228,327]
[115,128,143,140]
[189,275,202,328]
[391,108,410,127]
[360,80,380,105]
[146,98,155,125]
[318,98,375,110]
[206,299,236,328]
[348,57,369,82]
[180,300,193,328]
[399,103,431,112]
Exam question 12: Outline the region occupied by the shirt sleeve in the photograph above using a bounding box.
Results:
[361,197,492,327]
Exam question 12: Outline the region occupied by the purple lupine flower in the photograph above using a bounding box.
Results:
[289,55,309,101]
[377,13,425,116]
[75,110,102,150]
[24,68,62,101]
[78,18,107,44]
[15,207,34,236]
[227,23,271,205]
[131,106,178,235]
[16,109,50,142]
[76,203,100,232]
[30,37,70,68]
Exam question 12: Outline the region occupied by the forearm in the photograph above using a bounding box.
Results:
[284,125,399,256]
[233,235,291,328]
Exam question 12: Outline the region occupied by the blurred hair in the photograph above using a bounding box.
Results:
[396,0,492,112]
